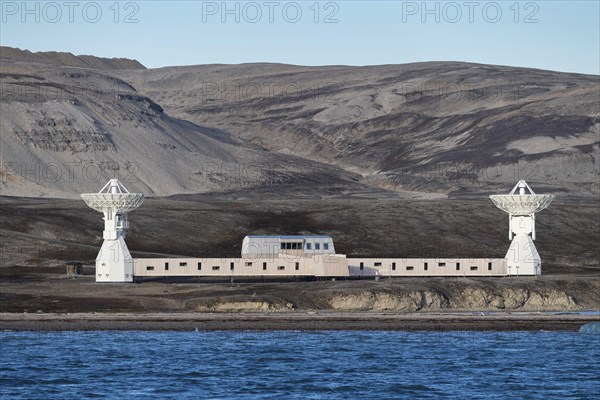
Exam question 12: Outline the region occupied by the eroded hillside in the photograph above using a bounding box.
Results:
[117,62,600,197]
[0,50,359,197]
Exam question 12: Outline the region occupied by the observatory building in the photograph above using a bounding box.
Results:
[83,180,553,282]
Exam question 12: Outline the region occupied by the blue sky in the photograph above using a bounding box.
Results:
[1,1,599,74]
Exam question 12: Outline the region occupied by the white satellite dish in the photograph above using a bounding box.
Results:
[490,180,554,276]
[82,179,144,283]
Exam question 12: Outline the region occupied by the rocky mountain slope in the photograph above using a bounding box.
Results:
[1,47,598,199]
[117,62,600,197]
[0,50,358,197]
[0,46,145,70]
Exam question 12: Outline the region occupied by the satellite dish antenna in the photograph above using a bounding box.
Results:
[489,180,554,276]
[82,179,144,282]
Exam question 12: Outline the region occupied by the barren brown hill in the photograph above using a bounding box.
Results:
[117,62,600,198]
[2,46,598,198]
[0,46,145,70]
[0,57,359,197]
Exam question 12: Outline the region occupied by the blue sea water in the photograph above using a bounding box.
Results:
[1,330,599,399]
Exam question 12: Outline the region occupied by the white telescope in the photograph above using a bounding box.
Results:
[82,179,144,282]
[490,180,554,276]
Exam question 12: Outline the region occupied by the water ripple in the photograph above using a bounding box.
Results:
[1,330,599,399]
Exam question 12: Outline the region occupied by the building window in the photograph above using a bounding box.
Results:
[281,243,285,250]
[359,262,364,271]
[392,262,396,271]
[277,266,285,271]
[286,243,292,250]
[263,262,267,271]
[470,266,478,271]
[230,262,235,271]
[245,262,253,267]
[488,262,493,271]
[406,266,414,271]
[424,262,428,271]
[197,262,202,270]
[324,243,329,250]
[456,262,460,271]
[146,266,154,271]
[315,243,320,250]
[306,243,312,250]
[165,262,169,271]
[212,266,220,271]
[295,262,300,271]
[179,262,187,267]
[374,262,382,267]
[438,262,446,267]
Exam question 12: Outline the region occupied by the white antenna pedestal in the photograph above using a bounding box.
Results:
[81,179,144,283]
[490,180,554,276]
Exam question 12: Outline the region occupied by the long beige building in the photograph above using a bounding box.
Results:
[133,235,507,279]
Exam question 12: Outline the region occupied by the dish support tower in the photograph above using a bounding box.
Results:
[490,180,554,276]
[81,179,144,282]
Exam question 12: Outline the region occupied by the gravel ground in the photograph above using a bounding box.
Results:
[1,311,598,331]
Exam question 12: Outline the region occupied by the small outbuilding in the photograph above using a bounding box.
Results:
[66,261,83,276]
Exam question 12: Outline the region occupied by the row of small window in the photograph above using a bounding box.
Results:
[280,242,329,250]
[146,262,301,271]
[359,262,494,271]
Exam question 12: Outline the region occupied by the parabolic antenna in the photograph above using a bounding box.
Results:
[81,179,144,213]
[489,180,554,215]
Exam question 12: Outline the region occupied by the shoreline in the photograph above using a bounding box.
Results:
[1,312,598,332]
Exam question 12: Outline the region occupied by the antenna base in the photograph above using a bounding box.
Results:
[95,237,134,282]
[505,234,542,276]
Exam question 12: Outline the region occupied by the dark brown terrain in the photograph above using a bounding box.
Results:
[1,194,598,316]
[1,195,599,274]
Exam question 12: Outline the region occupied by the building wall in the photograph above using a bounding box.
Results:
[133,254,349,277]
[348,258,507,277]
[133,256,506,278]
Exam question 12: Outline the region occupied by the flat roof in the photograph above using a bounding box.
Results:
[245,235,332,239]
